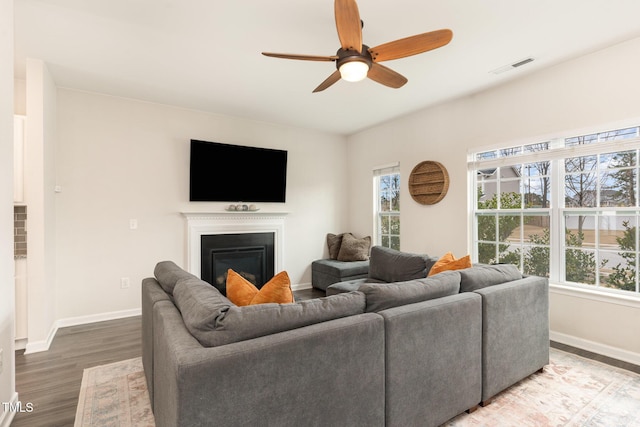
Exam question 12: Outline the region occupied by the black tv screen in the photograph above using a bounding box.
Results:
[189,139,288,202]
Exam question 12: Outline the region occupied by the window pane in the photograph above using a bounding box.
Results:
[600,250,637,292]
[478,242,496,264]
[390,216,400,235]
[600,150,636,168]
[498,245,521,268]
[565,215,596,248]
[390,236,400,251]
[391,189,400,211]
[565,174,597,207]
[477,214,496,241]
[477,151,497,160]
[477,178,498,207]
[565,248,597,284]
[524,142,551,153]
[523,215,550,243]
[523,162,551,208]
[566,155,597,173]
[380,216,389,234]
[381,235,389,248]
[566,134,598,147]
[601,170,636,207]
[599,127,639,142]
[499,214,520,242]
[523,245,550,277]
[499,147,522,157]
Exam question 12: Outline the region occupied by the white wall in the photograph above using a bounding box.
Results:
[54,89,348,320]
[23,59,58,352]
[347,37,640,362]
[0,0,17,423]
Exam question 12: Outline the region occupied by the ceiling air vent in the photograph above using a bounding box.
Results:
[490,57,535,75]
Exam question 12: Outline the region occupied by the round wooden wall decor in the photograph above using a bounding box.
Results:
[408,161,450,205]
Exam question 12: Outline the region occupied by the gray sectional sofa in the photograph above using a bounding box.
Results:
[142,248,549,427]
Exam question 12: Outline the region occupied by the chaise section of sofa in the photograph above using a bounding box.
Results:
[311,259,369,291]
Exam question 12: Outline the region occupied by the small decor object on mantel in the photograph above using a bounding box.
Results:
[408,160,449,205]
[225,203,260,212]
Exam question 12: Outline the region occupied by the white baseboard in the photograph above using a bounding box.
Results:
[55,308,141,329]
[291,282,312,291]
[0,392,19,427]
[14,338,27,351]
[23,308,141,354]
[24,323,58,354]
[550,330,640,366]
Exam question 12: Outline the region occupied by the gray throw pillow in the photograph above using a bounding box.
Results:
[154,260,198,295]
[360,271,461,312]
[368,246,433,283]
[337,233,371,261]
[326,233,344,260]
[174,279,366,347]
[173,277,233,332]
[458,263,522,293]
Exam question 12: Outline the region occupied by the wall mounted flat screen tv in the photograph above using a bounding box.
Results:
[189,139,288,202]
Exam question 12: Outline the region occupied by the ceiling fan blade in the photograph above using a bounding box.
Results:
[334,0,362,53]
[369,29,453,62]
[367,63,407,89]
[313,70,342,93]
[262,52,338,62]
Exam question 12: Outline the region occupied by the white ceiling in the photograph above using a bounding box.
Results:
[14,0,640,135]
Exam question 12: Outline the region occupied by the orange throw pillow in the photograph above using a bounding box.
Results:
[226,269,294,306]
[428,252,472,276]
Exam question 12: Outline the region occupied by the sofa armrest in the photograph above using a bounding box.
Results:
[141,278,172,410]
[474,276,549,403]
[380,293,482,427]
[152,302,385,427]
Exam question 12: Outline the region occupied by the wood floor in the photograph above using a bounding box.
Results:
[12,317,142,427]
[11,287,639,426]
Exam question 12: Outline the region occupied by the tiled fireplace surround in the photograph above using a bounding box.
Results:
[182,212,286,283]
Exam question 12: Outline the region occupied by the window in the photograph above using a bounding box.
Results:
[374,164,400,250]
[470,125,640,296]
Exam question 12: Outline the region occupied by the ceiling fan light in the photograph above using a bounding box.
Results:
[339,60,369,82]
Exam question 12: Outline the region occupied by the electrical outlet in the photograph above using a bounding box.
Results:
[129,219,138,230]
[120,277,130,289]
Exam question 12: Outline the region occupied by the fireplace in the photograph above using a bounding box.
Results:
[183,211,287,293]
[201,232,275,294]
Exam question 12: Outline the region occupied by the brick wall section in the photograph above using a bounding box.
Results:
[14,205,27,258]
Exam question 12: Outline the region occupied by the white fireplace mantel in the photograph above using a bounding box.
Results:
[182,212,288,278]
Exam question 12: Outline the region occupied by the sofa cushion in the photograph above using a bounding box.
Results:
[174,278,366,347]
[368,246,436,283]
[428,252,472,277]
[154,260,198,295]
[458,263,522,293]
[337,233,371,261]
[226,269,294,306]
[312,259,370,277]
[359,271,461,312]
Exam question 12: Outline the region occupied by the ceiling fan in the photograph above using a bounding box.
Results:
[262,0,453,93]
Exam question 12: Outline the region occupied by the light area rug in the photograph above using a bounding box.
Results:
[445,348,640,427]
[75,349,640,427]
[74,358,155,427]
